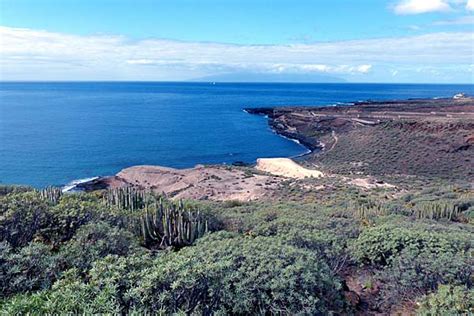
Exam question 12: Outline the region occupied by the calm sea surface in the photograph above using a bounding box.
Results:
[1,82,473,187]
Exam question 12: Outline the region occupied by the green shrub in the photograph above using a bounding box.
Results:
[60,221,143,272]
[0,192,51,248]
[353,223,472,308]
[0,269,121,315]
[213,202,359,273]
[40,194,103,245]
[377,249,472,304]
[0,185,33,196]
[352,223,471,266]
[0,233,350,314]
[416,285,474,315]
[279,229,353,273]
[0,241,61,298]
[0,253,155,315]
[128,232,349,314]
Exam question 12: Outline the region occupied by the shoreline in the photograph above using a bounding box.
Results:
[244,107,323,153]
[243,108,317,156]
[64,95,474,191]
[65,108,321,192]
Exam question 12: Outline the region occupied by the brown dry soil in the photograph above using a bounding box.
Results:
[103,164,282,201]
[248,96,474,182]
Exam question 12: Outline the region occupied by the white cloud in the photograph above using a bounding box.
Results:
[394,0,474,14]
[263,63,372,74]
[394,0,452,15]
[467,0,474,10]
[0,26,473,82]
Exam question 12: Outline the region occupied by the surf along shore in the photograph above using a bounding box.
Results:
[73,96,474,201]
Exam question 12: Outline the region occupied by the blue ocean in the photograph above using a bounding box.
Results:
[1,82,473,188]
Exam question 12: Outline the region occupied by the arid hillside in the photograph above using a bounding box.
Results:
[248,97,474,182]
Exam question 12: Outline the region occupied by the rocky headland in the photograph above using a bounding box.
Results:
[246,96,474,182]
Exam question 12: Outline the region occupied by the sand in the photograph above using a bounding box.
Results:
[255,158,323,179]
[348,177,395,189]
[112,164,283,201]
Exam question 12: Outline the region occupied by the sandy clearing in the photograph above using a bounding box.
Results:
[348,177,396,189]
[113,164,283,201]
[256,158,323,179]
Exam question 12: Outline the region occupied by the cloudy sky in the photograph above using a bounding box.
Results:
[0,0,473,83]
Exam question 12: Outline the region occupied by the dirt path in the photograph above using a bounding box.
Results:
[326,131,338,152]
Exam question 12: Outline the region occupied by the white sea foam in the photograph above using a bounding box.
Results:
[62,176,99,193]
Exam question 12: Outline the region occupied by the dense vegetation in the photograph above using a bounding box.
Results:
[0,184,472,314]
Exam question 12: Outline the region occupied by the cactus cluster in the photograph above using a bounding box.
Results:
[352,200,390,221]
[412,201,461,221]
[39,186,62,204]
[103,187,154,210]
[141,199,208,248]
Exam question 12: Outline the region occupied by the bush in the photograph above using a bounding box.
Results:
[0,241,61,298]
[60,221,143,272]
[416,285,474,315]
[0,185,33,196]
[0,192,123,248]
[128,232,349,314]
[39,194,105,245]
[0,192,51,248]
[0,253,155,315]
[378,249,472,303]
[0,269,121,315]
[352,223,471,266]
[353,223,473,308]
[1,231,351,315]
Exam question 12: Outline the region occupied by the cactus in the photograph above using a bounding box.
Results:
[352,199,390,221]
[412,200,461,221]
[39,186,62,204]
[140,198,208,248]
[103,187,156,210]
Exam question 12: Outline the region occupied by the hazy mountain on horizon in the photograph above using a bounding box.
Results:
[192,72,346,83]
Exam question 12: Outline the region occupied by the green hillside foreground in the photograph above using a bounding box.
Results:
[0,183,472,315]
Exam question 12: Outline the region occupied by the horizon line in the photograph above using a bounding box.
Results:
[1,80,473,85]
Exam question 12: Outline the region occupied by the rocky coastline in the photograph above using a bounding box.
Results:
[245,107,323,152]
[247,96,474,181]
[70,96,474,193]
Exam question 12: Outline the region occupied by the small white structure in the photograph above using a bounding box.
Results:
[453,93,466,99]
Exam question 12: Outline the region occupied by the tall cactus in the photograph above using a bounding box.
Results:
[141,198,208,248]
[351,199,390,221]
[39,186,62,204]
[103,187,156,210]
[412,200,460,221]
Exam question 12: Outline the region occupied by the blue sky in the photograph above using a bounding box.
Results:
[0,0,473,82]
